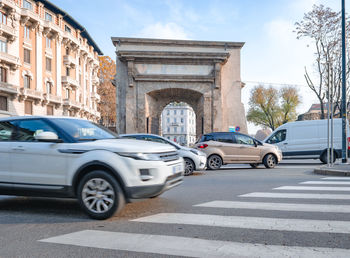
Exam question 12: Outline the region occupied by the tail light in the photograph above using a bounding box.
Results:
[198,144,208,149]
[348,137,350,150]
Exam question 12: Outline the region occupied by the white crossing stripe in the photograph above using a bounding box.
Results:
[132,213,350,234]
[322,177,350,180]
[300,181,350,185]
[239,192,350,200]
[194,201,350,213]
[39,230,350,258]
[274,186,350,191]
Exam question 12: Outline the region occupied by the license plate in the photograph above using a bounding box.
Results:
[172,164,182,174]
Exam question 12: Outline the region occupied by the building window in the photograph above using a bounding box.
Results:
[0,12,7,25]
[46,37,51,48]
[167,127,170,133]
[22,0,33,10]
[181,118,184,123]
[24,75,30,89]
[181,126,184,133]
[24,100,32,115]
[46,57,52,72]
[24,49,30,64]
[174,127,177,133]
[0,96,7,111]
[167,117,170,123]
[65,88,70,99]
[167,110,169,115]
[45,12,52,22]
[24,26,30,39]
[65,48,69,55]
[0,40,7,53]
[65,25,71,33]
[47,105,54,115]
[174,110,177,115]
[181,110,184,115]
[66,67,70,76]
[0,67,7,83]
[46,81,52,94]
[174,118,177,123]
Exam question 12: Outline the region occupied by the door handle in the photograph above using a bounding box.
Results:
[12,146,25,151]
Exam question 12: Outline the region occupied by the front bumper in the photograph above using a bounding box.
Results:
[125,172,183,199]
[195,155,207,170]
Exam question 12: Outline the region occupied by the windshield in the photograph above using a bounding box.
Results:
[52,118,118,141]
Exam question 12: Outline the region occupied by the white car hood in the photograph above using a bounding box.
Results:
[68,139,176,153]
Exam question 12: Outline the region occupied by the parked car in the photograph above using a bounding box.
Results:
[264,118,350,163]
[120,134,207,176]
[195,132,282,169]
[0,116,184,219]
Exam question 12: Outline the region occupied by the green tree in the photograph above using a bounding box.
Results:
[247,85,300,131]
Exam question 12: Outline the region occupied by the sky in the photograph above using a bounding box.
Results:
[52,0,347,134]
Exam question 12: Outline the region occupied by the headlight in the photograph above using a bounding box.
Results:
[117,152,162,161]
[190,149,200,155]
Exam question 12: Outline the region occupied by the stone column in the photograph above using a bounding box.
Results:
[56,35,62,96]
[36,25,43,91]
[116,57,127,134]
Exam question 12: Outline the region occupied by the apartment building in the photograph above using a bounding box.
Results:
[0,0,102,121]
[161,102,196,146]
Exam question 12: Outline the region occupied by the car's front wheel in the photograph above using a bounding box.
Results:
[77,170,125,220]
[184,158,195,176]
[263,154,277,168]
[207,154,223,170]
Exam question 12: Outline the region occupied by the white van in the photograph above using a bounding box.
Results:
[264,119,350,163]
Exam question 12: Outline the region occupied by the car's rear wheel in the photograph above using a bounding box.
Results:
[184,158,195,176]
[207,154,223,170]
[250,163,259,168]
[77,170,125,220]
[320,151,337,164]
[263,154,277,168]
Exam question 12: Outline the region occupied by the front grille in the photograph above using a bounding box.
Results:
[158,151,179,162]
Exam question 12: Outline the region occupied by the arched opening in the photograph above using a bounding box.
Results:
[160,102,197,146]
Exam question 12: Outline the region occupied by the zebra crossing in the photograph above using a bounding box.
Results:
[40,176,350,257]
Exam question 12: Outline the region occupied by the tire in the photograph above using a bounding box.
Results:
[207,154,223,170]
[184,158,195,176]
[250,163,259,168]
[320,151,337,164]
[77,170,125,220]
[263,154,277,169]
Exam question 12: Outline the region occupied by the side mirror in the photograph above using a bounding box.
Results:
[35,131,62,143]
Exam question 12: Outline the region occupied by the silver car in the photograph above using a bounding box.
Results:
[120,134,207,176]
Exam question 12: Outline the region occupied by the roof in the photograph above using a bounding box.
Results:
[35,0,103,55]
[0,115,87,121]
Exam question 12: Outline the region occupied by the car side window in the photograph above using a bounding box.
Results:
[0,121,16,141]
[267,130,286,144]
[142,135,169,144]
[15,119,58,142]
[214,133,234,143]
[234,134,255,146]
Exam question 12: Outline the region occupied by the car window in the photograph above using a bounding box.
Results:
[0,121,16,141]
[15,119,58,142]
[141,135,169,144]
[234,134,255,146]
[266,129,286,144]
[200,134,214,142]
[214,133,234,143]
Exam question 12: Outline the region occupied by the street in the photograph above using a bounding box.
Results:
[1,160,350,257]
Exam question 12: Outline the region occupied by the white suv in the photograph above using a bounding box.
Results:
[0,116,184,219]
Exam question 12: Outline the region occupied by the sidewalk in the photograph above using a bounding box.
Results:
[314,163,350,176]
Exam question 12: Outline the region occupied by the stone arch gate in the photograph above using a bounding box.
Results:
[112,37,247,136]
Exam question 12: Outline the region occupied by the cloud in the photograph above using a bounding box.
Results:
[137,22,189,40]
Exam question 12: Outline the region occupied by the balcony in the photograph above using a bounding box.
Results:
[170,122,179,126]
[0,52,20,70]
[20,8,40,27]
[63,55,76,68]
[61,76,79,89]
[91,92,100,102]
[43,20,61,35]
[0,81,18,95]
[63,98,80,109]
[20,88,42,103]
[43,93,62,105]
[0,0,16,11]
[63,31,79,48]
[0,23,16,42]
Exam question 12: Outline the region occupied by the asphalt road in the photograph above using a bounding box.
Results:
[1,159,350,257]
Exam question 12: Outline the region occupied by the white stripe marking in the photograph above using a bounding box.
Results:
[39,230,350,258]
[195,201,350,213]
[132,213,350,234]
[274,186,350,191]
[239,192,350,200]
[322,177,350,180]
[301,181,350,185]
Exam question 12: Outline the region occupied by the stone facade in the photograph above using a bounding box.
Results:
[112,37,247,137]
[0,0,101,120]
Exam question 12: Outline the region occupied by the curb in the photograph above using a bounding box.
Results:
[314,168,350,176]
